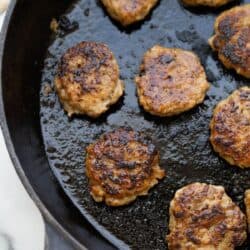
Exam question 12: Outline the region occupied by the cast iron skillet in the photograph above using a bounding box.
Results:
[1,0,250,249]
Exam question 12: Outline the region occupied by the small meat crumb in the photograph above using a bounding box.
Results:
[50,18,59,33]
[43,83,53,96]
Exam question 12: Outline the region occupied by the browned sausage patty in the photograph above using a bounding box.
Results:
[167,183,247,250]
[100,0,158,26]
[85,128,165,206]
[55,41,124,118]
[245,190,250,233]
[209,4,250,78]
[182,0,234,7]
[210,87,250,168]
[135,45,210,117]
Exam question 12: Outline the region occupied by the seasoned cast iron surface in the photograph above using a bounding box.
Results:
[40,0,250,249]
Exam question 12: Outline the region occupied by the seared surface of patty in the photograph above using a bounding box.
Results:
[100,0,158,26]
[210,87,250,168]
[182,0,233,7]
[167,183,247,250]
[86,128,165,206]
[245,190,250,232]
[209,4,250,78]
[135,45,210,117]
[55,41,124,117]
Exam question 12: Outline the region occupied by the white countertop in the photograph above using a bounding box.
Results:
[0,1,45,249]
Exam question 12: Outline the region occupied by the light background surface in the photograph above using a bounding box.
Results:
[0,1,45,249]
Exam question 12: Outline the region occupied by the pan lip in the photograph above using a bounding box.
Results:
[0,1,87,250]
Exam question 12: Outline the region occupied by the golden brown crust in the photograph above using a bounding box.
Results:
[182,0,233,7]
[85,128,165,206]
[55,41,124,118]
[244,190,250,233]
[135,45,210,117]
[210,87,250,168]
[100,0,158,26]
[209,4,250,78]
[167,183,247,250]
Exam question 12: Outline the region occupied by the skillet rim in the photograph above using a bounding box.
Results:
[0,1,87,249]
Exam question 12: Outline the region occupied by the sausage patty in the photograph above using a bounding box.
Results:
[210,87,250,168]
[182,0,234,7]
[167,183,247,250]
[245,190,250,233]
[100,0,158,26]
[135,45,210,117]
[55,41,124,118]
[85,128,165,206]
[209,4,250,78]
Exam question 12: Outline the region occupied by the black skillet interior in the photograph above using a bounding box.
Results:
[2,0,250,249]
[40,0,250,249]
